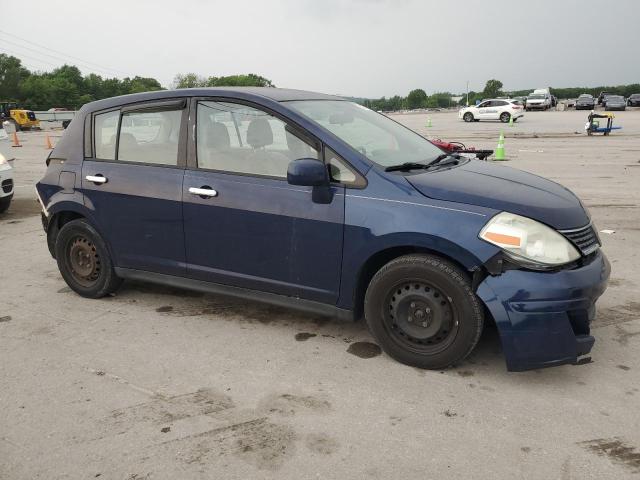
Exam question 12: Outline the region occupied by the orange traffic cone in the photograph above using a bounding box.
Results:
[11,131,22,148]
[45,134,54,150]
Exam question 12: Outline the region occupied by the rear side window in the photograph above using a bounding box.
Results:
[94,110,119,160]
[118,110,182,165]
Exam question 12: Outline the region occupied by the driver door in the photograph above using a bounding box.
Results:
[476,101,492,119]
[182,99,345,304]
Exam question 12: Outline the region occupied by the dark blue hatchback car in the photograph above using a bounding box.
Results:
[36,88,610,371]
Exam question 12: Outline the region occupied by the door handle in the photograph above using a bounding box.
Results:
[189,186,218,198]
[86,174,107,184]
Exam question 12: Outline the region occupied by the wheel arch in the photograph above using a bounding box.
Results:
[351,243,480,321]
[46,202,108,259]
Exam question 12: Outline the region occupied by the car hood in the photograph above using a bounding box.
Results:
[406,160,590,229]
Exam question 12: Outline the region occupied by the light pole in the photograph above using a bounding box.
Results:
[466,81,469,106]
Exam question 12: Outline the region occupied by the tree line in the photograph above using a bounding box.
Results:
[363,79,640,111]
[1,54,638,112]
[0,54,274,111]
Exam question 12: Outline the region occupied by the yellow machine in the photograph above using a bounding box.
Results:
[0,102,40,131]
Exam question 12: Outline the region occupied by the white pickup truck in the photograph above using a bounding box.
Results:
[526,88,552,111]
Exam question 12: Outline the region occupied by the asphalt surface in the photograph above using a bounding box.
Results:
[1,110,639,479]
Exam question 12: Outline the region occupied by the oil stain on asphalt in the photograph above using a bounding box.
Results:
[346,342,381,359]
[294,332,316,341]
[578,437,640,473]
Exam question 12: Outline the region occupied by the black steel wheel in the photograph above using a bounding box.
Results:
[55,218,122,298]
[364,254,484,369]
[67,235,101,287]
[385,280,459,355]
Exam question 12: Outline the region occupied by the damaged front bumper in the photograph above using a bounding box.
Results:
[477,250,610,372]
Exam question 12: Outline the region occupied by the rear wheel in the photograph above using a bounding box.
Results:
[364,254,484,369]
[462,112,474,122]
[55,219,122,298]
[500,112,511,123]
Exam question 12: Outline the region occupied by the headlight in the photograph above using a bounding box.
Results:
[480,212,580,268]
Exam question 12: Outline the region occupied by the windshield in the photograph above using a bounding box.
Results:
[608,96,623,101]
[286,100,443,167]
[528,94,545,99]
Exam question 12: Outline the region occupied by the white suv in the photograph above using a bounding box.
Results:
[0,131,15,213]
[459,99,524,123]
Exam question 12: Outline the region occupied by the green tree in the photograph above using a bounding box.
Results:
[483,79,503,98]
[206,73,275,87]
[0,54,30,100]
[406,88,428,109]
[173,73,207,88]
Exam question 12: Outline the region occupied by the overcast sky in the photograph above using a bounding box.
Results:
[2,0,638,98]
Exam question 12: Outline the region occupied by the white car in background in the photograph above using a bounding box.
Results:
[459,99,524,123]
[0,131,15,213]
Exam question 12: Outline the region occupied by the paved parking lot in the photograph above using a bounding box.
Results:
[1,110,639,479]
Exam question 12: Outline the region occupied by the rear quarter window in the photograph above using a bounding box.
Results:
[93,110,119,160]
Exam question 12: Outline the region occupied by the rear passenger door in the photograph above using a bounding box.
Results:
[82,99,188,276]
[182,99,345,304]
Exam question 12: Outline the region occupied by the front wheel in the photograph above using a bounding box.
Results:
[55,219,122,298]
[364,254,484,369]
[462,112,474,122]
[0,195,11,214]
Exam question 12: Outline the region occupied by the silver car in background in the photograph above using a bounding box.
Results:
[605,95,626,111]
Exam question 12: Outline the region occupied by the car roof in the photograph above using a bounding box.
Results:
[83,87,343,112]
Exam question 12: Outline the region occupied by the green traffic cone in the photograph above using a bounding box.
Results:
[508,115,514,127]
[426,118,432,128]
[494,132,505,160]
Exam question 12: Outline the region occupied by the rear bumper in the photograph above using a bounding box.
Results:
[477,251,610,371]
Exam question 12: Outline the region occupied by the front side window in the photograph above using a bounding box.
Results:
[118,109,182,165]
[287,100,443,168]
[196,101,319,178]
[94,110,119,160]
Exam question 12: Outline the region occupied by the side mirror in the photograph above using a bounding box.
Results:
[287,158,328,187]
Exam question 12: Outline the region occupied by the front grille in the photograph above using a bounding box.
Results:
[560,224,600,256]
[1,179,13,193]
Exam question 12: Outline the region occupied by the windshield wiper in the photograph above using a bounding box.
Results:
[426,153,460,167]
[385,154,461,172]
[384,162,430,172]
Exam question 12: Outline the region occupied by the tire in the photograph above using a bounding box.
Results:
[55,218,122,298]
[462,112,474,122]
[62,120,71,129]
[0,195,11,214]
[500,112,510,123]
[364,254,484,369]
